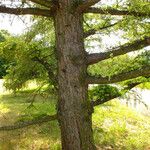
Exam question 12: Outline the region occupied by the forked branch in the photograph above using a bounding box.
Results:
[87,37,150,65]
[0,114,57,131]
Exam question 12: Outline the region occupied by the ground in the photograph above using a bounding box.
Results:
[0,80,150,150]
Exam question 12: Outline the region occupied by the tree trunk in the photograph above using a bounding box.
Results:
[54,2,96,150]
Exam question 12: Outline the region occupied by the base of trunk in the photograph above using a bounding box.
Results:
[58,110,96,150]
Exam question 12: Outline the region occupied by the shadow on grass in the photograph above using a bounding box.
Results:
[0,92,61,150]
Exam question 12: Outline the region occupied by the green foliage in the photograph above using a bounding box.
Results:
[0,30,11,78]
[88,53,150,89]
[1,1,149,91]
[0,32,5,42]
[0,19,56,92]
[0,57,8,78]
[88,55,133,77]
[89,85,121,100]
[138,82,150,89]
[2,39,48,91]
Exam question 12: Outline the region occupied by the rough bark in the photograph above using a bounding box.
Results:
[54,1,95,150]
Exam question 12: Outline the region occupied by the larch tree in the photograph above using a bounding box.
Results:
[0,0,150,149]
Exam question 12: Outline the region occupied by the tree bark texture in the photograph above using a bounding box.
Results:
[54,1,96,150]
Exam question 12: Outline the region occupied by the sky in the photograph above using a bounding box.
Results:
[0,14,31,35]
[0,13,125,53]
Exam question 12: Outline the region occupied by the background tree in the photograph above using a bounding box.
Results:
[0,30,10,78]
[0,0,150,149]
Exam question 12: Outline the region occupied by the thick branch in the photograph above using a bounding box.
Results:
[76,0,100,13]
[87,66,150,84]
[0,5,54,17]
[85,7,150,17]
[0,114,57,131]
[87,37,150,65]
[84,21,119,38]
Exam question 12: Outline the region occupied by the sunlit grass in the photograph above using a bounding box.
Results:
[0,91,60,150]
[93,101,150,150]
[0,80,149,149]
[0,103,10,113]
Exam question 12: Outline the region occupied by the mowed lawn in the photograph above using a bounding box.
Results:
[0,80,150,150]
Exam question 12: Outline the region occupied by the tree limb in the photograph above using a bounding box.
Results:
[84,21,119,38]
[76,0,100,13]
[87,37,150,65]
[87,66,150,84]
[0,5,54,17]
[0,114,57,131]
[85,7,150,17]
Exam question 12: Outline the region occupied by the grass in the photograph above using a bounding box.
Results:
[93,101,150,150]
[0,91,61,150]
[0,89,150,149]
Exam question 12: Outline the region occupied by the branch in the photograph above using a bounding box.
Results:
[91,81,145,107]
[85,7,150,17]
[33,57,58,87]
[0,5,54,17]
[76,0,100,13]
[0,114,57,131]
[87,37,150,65]
[84,21,119,38]
[87,66,150,84]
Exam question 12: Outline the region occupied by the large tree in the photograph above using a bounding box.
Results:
[0,0,150,149]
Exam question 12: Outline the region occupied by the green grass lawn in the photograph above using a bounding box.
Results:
[0,90,150,150]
